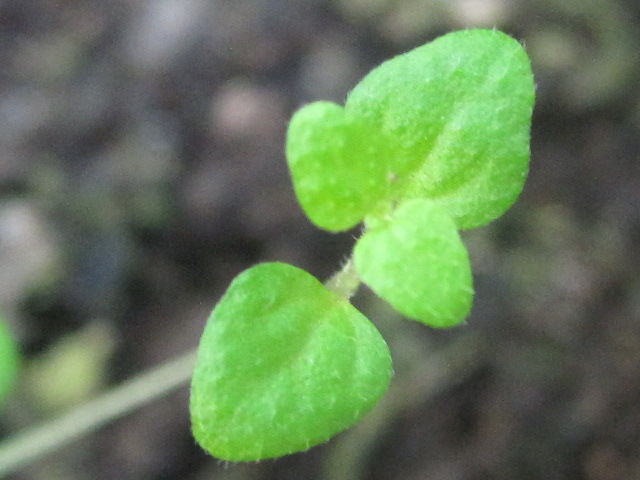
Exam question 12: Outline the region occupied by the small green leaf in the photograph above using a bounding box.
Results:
[347,29,534,229]
[286,102,403,231]
[190,262,392,461]
[0,318,20,406]
[354,200,473,327]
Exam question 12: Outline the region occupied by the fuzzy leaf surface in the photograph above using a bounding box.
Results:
[354,200,473,327]
[286,102,404,231]
[286,29,534,232]
[346,29,535,229]
[190,263,392,461]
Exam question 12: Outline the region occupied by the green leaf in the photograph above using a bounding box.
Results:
[346,29,535,229]
[286,30,534,232]
[0,318,20,406]
[354,200,473,327]
[190,262,392,461]
[286,102,404,231]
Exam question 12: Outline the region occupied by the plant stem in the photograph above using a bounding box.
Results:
[325,258,361,299]
[0,349,197,477]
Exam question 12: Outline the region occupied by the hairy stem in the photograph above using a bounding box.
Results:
[325,258,361,299]
[0,349,197,477]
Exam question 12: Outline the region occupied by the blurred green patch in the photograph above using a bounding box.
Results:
[0,316,20,407]
[24,321,116,413]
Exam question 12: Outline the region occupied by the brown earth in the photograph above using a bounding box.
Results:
[1,1,639,479]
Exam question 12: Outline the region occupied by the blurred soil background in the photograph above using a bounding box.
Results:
[1,0,640,479]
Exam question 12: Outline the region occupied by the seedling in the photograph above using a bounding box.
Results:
[190,29,534,461]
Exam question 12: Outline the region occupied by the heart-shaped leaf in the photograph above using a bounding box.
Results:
[286,30,534,232]
[190,262,392,461]
[354,200,473,327]
[286,101,406,231]
[346,29,534,229]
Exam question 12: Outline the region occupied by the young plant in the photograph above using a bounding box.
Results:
[190,29,535,461]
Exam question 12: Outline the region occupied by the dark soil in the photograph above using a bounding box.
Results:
[1,1,639,479]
